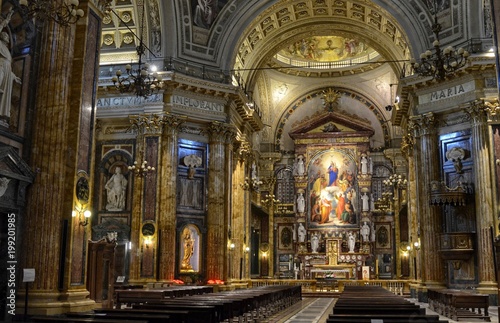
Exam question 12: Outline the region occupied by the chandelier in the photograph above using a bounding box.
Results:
[110,5,163,98]
[383,173,407,190]
[128,160,155,177]
[19,0,85,26]
[410,2,469,80]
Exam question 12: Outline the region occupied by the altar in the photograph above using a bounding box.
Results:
[310,264,355,280]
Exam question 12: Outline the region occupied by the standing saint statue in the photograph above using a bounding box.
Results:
[105,167,128,211]
[0,9,21,120]
[181,227,195,271]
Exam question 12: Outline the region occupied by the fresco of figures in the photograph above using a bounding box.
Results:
[308,150,359,228]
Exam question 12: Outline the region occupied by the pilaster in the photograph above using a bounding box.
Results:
[467,101,497,293]
[409,113,445,289]
[205,121,235,281]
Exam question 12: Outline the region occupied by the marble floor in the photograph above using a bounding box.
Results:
[262,297,499,323]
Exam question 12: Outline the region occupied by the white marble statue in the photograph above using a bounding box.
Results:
[360,155,368,174]
[361,192,369,211]
[105,167,128,211]
[297,192,305,213]
[361,222,370,242]
[297,223,306,243]
[296,155,305,176]
[311,233,319,253]
[348,232,356,253]
[0,9,21,120]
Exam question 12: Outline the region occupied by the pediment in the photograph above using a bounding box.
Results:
[289,110,374,140]
[0,146,35,183]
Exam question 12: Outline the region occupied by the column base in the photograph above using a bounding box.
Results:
[16,289,96,316]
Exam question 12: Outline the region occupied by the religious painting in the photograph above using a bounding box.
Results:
[307,149,359,228]
[375,223,392,250]
[179,224,201,273]
[278,224,293,250]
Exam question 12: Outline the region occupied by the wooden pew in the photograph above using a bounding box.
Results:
[329,285,447,323]
[66,311,172,323]
[327,314,446,323]
[114,285,213,308]
[131,285,301,322]
[31,316,148,323]
[428,288,490,321]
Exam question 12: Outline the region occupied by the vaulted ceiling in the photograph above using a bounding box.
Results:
[98,0,475,151]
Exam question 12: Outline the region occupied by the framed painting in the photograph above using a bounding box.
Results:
[375,223,392,250]
[278,224,294,250]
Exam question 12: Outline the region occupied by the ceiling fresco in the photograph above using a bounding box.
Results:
[276,36,379,67]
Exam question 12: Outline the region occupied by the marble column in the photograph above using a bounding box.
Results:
[409,113,445,289]
[205,122,235,281]
[19,0,107,314]
[231,140,252,281]
[467,101,497,293]
[157,114,185,281]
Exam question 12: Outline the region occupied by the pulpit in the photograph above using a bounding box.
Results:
[87,239,117,308]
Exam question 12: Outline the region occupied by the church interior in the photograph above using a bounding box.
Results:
[0,0,500,321]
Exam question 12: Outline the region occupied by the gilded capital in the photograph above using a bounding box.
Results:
[465,100,489,124]
[409,112,437,137]
[204,121,237,144]
[235,140,253,163]
[129,114,164,135]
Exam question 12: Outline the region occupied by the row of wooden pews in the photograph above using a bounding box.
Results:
[30,284,301,323]
[428,289,490,322]
[327,285,449,323]
[114,285,214,308]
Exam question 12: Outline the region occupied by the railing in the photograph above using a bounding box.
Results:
[274,51,380,69]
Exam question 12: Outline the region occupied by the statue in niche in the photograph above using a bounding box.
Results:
[105,167,128,211]
[296,155,305,176]
[360,155,368,174]
[348,232,356,253]
[0,9,21,121]
[311,232,319,253]
[296,192,305,214]
[361,222,370,242]
[297,223,306,243]
[181,227,195,271]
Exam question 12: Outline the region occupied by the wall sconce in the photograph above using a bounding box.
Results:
[244,246,250,253]
[400,241,411,256]
[261,251,268,259]
[229,242,235,251]
[413,240,421,251]
[144,236,153,248]
[72,206,91,226]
